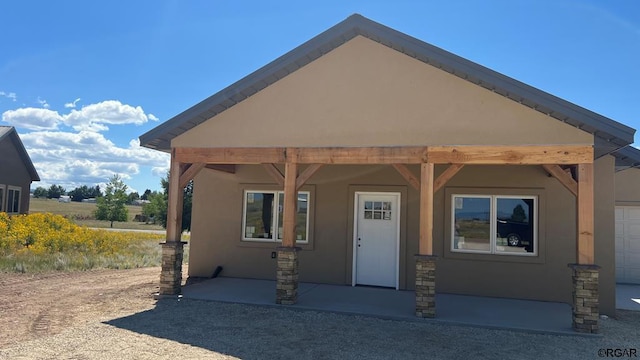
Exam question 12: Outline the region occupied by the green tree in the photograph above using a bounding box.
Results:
[127,192,140,205]
[68,185,90,202]
[141,174,192,231]
[142,191,166,225]
[510,204,527,223]
[47,184,65,199]
[33,186,48,198]
[89,185,103,198]
[140,189,152,201]
[68,184,103,202]
[94,175,129,228]
[68,186,86,202]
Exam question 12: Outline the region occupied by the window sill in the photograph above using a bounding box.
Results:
[237,239,313,251]
[445,250,544,264]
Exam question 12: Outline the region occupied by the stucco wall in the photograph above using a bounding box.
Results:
[615,168,640,206]
[0,137,33,214]
[188,156,616,315]
[594,155,616,315]
[173,36,592,148]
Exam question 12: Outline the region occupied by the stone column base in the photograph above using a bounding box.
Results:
[276,247,300,305]
[159,241,187,295]
[415,255,437,318]
[568,264,600,334]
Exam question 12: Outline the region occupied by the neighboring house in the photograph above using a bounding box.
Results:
[0,126,39,214]
[140,15,640,333]
[613,147,640,285]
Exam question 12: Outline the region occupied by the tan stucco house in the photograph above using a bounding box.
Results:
[613,146,640,285]
[0,126,39,214]
[140,15,640,333]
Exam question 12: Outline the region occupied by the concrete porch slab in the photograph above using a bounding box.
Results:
[181,277,584,336]
[616,284,640,311]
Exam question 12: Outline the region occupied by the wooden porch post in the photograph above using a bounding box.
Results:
[416,162,436,318]
[419,163,435,255]
[158,148,186,296]
[576,163,594,265]
[166,148,185,243]
[276,160,300,304]
[282,162,298,248]
[568,162,600,333]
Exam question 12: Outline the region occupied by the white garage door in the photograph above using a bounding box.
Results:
[615,206,640,284]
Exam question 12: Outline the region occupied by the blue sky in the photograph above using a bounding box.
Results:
[1,0,638,193]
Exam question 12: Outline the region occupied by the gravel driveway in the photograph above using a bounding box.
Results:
[1,297,638,360]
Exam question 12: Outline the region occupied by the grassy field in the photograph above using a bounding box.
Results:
[29,198,164,231]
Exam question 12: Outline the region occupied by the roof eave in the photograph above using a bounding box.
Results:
[6,128,40,182]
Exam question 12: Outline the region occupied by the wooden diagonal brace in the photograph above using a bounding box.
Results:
[434,164,464,192]
[296,164,322,190]
[179,163,205,188]
[262,164,284,186]
[542,164,577,197]
[392,164,420,190]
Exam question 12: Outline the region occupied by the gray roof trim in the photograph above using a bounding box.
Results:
[613,146,640,171]
[0,126,40,181]
[140,14,635,152]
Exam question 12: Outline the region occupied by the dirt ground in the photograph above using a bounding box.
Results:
[0,266,176,349]
[1,267,638,359]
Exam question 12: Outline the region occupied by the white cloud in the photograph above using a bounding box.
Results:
[1,108,63,130]
[21,131,170,190]
[64,100,153,131]
[0,91,17,101]
[151,166,168,177]
[2,99,168,191]
[64,98,81,108]
[37,97,50,109]
[2,100,156,132]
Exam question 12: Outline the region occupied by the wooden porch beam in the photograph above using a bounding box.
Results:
[205,164,236,174]
[434,164,464,192]
[292,147,428,164]
[282,162,298,248]
[166,149,185,242]
[175,147,286,164]
[577,163,595,264]
[296,164,323,190]
[262,164,285,186]
[175,145,592,165]
[426,145,593,165]
[392,164,420,190]
[419,163,435,255]
[179,163,205,188]
[542,164,578,197]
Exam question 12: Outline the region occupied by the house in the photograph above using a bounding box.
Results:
[140,15,640,333]
[613,146,640,285]
[0,126,39,214]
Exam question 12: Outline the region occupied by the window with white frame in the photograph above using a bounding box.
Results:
[6,186,21,214]
[452,195,536,255]
[0,185,5,212]
[242,190,310,243]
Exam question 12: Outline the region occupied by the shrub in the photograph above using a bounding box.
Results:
[0,212,167,272]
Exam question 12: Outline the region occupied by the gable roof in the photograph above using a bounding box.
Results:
[140,14,635,156]
[0,126,40,181]
[613,146,640,172]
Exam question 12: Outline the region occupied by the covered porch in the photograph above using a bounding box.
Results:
[180,277,581,336]
[160,144,600,333]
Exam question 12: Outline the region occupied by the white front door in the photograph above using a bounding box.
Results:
[353,192,400,288]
